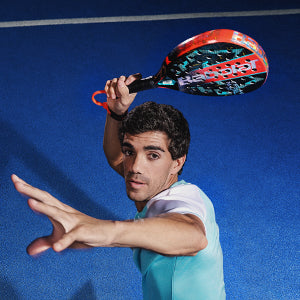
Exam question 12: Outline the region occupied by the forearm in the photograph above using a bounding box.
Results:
[102,75,139,175]
[12,175,207,256]
[103,114,124,175]
[110,214,207,256]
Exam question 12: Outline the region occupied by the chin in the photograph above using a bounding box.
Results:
[126,190,148,202]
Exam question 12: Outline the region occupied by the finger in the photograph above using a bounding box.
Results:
[12,174,51,202]
[53,230,77,252]
[108,78,118,100]
[12,175,75,212]
[27,233,90,255]
[11,174,38,197]
[28,198,73,225]
[119,75,126,82]
[27,236,52,256]
[104,80,111,95]
[12,175,46,203]
[117,76,130,97]
[125,73,142,85]
[11,174,27,185]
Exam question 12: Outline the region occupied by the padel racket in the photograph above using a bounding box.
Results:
[92,29,268,107]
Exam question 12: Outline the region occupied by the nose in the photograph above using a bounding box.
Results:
[130,153,143,174]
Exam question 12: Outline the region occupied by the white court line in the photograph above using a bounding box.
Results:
[0,9,299,28]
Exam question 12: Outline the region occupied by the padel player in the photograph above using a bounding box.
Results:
[12,74,225,299]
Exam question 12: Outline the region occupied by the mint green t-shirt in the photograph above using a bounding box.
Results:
[133,181,225,299]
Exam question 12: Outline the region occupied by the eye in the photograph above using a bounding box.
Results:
[122,148,134,156]
[148,152,160,160]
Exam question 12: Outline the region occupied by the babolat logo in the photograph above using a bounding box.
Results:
[203,59,259,80]
[178,55,262,86]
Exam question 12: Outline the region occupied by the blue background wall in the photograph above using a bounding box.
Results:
[1,1,299,299]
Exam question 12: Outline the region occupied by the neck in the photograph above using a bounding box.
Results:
[134,176,179,212]
[135,201,147,212]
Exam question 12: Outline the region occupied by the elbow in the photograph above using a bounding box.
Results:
[199,235,208,251]
[188,236,208,256]
[189,216,208,256]
[179,214,208,256]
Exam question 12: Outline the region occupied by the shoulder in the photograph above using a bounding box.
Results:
[169,182,202,197]
[146,181,207,220]
[151,181,203,202]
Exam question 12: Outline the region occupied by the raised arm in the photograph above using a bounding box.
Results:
[103,74,141,176]
[12,175,207,256]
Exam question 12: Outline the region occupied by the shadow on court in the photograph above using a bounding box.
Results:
[0,276,106,300]
[0,276,19,300]
[70,280,97,300]
[0,118,117,221]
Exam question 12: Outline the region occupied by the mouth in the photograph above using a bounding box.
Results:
[127,179,146,189]
[125,174,148,190]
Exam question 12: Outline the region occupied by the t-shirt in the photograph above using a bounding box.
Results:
[133,180,226,300]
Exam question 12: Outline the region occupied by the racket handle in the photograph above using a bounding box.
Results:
[127,76,157,94]
[92,76,157,109]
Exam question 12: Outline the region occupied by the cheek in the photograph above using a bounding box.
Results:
[149,162,173,181]
[123,156,133,171]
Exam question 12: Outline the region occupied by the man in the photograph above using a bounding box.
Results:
[12,74,225,299]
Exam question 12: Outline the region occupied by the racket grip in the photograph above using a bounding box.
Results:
[128,76,157,94]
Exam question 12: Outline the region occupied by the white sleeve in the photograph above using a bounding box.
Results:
[145,184,207,223]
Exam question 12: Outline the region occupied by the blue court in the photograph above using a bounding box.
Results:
[1,1,299,299]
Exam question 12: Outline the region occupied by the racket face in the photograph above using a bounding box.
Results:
[155,29,269,96]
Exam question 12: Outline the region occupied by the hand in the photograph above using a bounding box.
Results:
[11,175,207,257]
[104,73,142,115]
[11,175,116,256]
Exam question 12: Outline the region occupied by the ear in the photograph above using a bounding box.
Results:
[171,155,186,175]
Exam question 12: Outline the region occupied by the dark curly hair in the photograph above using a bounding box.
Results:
[119,101,190,175]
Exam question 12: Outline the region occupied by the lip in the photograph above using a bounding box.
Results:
[127,179,146,189]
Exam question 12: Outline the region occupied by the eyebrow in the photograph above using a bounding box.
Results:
[122,142,165,152]
[144,145,165,152]
[121,142,134,149]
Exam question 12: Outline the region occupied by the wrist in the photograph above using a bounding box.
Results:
[110,220,127,247]
[108,107,128,121]
[110,220,138,248]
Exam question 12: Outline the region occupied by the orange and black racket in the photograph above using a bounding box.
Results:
[92,29,268,108]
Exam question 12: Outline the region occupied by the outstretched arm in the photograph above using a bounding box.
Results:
[103,74,141,176]
[12,175,207,256]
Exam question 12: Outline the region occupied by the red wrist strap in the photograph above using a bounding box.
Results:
[91,90,111,114]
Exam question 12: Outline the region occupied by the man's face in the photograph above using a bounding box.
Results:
[122,131,183,204]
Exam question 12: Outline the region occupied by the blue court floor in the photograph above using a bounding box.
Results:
[0,1,299,299]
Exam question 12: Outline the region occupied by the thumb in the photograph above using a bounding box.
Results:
[52,230,77,252]
[27,236,52,256]
[117,76,129,96]
[125,73,142,85]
